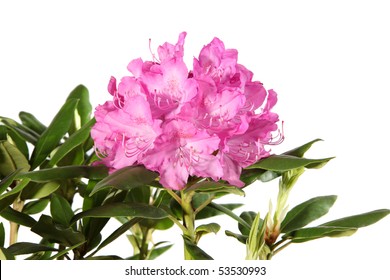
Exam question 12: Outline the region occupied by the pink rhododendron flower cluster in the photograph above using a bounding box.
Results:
[91,32,283,190]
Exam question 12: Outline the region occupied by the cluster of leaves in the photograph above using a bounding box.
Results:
[0,85,388,260]
[226,140,390,260]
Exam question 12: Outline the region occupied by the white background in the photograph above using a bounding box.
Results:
[1,0,389,278]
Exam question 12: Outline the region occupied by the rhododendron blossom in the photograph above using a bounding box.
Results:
[91,32,283,190]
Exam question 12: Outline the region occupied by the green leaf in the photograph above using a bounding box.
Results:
[0,207,37,227]
[90,166,158,196]
[21,181,60,200]
[30,98,79,169]
[88,218,142,257]
[48,118,95,167]
[0,177,31,202]
[247,155,334,172]
[283,226,357,243]
[19,111,47,135]
[283,139,323,157]
[147,243,173,260]
[225,230,248,244]
[0,169,23,195]
[0,140,30,177]
[280,195,337,233]
[0,247,15,260]
[183,236,213,260]
[17,165,108,182]
[320,209,390,228]
[195,223,221,240]
[1,126,29,159]
[7,242,58,256]
[246,212,267,260]
[22,199,50,215]
[50,193,74,227]
[71,202,169,224]
[0,116,39,144]
[0,222,4,247]
[31,215,85,247]
[239,211,263,236]
[185,181,245,196]
[196,203,243,220]
[66,85,92,134]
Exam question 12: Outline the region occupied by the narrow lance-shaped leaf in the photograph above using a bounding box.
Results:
[0,140,30,177]
[90,166,158,196]
[30,98,79,169]
[50,193,74,227]
[71,202,169,224]
[247,154,334,172]
[320,209,390,228]
[17,165,108,182]
[66,85,92,133]
[283,139,323,157]
[283,226,358,243]
[0,222,5,247]
[280,195,337,233]
[31,215,85,247]
[0,169,23,195]
[48,118,96,167]
[0,116,39,144]
[7,242,58,256]
[0,207,37,228]
[19,111,47,135]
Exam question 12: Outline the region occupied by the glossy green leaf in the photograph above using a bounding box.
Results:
[19,111,47,135]
[7,242,57,256]
[283,226,357,243]
[21,181,60,200]
[185,181,245,196]
[0,177,31,202]
[1,126,29,159]
[31,215,85,247]
[0,222,4,247]
[283,139,323,157]
[0,140,30,177]
[147,243,173,260]
[225,230,248,244]
[280,195,337,233]
[128,242,173,260]
[0,193,18,213]
[22,199,50,215]
[0,169,23,195]
[90,166,158,196]
[0,206,36,227]
[195,223,220,239]
[183,236,213,260]
[48,118,95,167]
[0,247,15,260]
[50,193,74,227]
[30,98,79,169]
[126,186,151,204]
[196,202,243,220]
[66,85,92,133]
[0,116,39,144]
[247,154,334,172]
[320,209,390,228]
[72,202,169,224]
[239,211,264,236]
[17,165,108,182]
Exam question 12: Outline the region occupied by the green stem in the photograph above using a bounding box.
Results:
[270,240,292,258]
[180,190,196,260]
